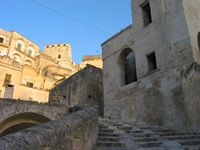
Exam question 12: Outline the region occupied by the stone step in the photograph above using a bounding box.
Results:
[117,126,132,130]
[99,125,108,129]
[164,135,200,140]
[133,137,157,142]
[182,145,200,150]
[94,147,129,150]
[137,126,162,130]
[178,139,200,146]
[126,130,143,133]
[98,136,120,142]
[138,141,162,148]
[96,141,126,148]
[152,129,176,133]
[158,131,197,136]
[98,132,121,137]
[99,128,114,133]
[131,133,151,138]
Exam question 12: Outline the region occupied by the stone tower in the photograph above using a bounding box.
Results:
[44,44,73,69]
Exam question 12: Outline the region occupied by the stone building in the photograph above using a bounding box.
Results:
[49,64,103,116]
[102,0,200,130]
[0,28,102,102]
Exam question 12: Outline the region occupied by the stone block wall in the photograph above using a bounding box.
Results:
[49,64,104,116]
[0,106,98,150]
[181,62,200,130]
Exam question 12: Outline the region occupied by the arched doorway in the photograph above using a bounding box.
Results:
[118,48,137,86]
[0,112,50,137]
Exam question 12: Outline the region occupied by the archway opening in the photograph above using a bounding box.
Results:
[0,112,50,137]
[1,122,37,137]
[118,48,137,86]
[25,59,33,66]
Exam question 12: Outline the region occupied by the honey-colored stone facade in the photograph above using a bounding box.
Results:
[0,29,102,102]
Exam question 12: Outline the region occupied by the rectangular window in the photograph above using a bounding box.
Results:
[28,49,32,56]
[0,37,4,43]
[17,43,22,50]
[26,82,34,88]
[58,54,61,59]
[4,74,11,87]
[147,52,157,72]
[141,0,152,27]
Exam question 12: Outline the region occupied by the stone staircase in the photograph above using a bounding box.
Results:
[94,118,200,150]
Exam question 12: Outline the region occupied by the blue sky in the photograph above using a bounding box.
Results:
[1,0,132,63]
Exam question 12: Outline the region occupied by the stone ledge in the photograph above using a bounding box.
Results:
[0,106,98,150]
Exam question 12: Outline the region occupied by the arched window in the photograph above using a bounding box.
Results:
[198,32,200,51]
[118,48,137,86]
[13,53,23,64]
[16,40,25,51]
[25,59,33,66]
[27,46,34,57]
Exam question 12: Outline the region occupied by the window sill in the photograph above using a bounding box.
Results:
[147,68,160,75]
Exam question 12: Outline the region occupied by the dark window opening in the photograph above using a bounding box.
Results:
[26,82,34,88]
[28,49,32,56]
[141,0,152,27]
[17,43,22,50]
[58,54,61,59]
[198,32,200,51]
[0,37,4,43]
[88,95,92,99]
[147,52,157,72]
[4,74,11,87]
[7,84,14,87]
[125,52,137,85]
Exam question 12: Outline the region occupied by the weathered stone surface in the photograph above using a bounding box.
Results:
[0,106,98,150]
[49,64,104,116]
[0,98,68,136]
[102,0,200,130]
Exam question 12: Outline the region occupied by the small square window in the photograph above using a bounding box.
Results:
[141,0,152,27]
[26,82,34,88]
[0,37,4,43]
[147,52,157,72]
[58,54,61,59]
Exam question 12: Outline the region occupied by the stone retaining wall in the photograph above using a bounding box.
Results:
[0,106,98,150]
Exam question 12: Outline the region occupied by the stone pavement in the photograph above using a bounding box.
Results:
[94,118,200,150]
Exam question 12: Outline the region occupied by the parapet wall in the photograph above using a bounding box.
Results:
[0,106,98,150]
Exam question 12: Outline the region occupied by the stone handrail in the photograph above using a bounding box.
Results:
[0,106,98,150]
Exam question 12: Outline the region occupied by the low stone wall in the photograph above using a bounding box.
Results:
[0,106,98,150]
